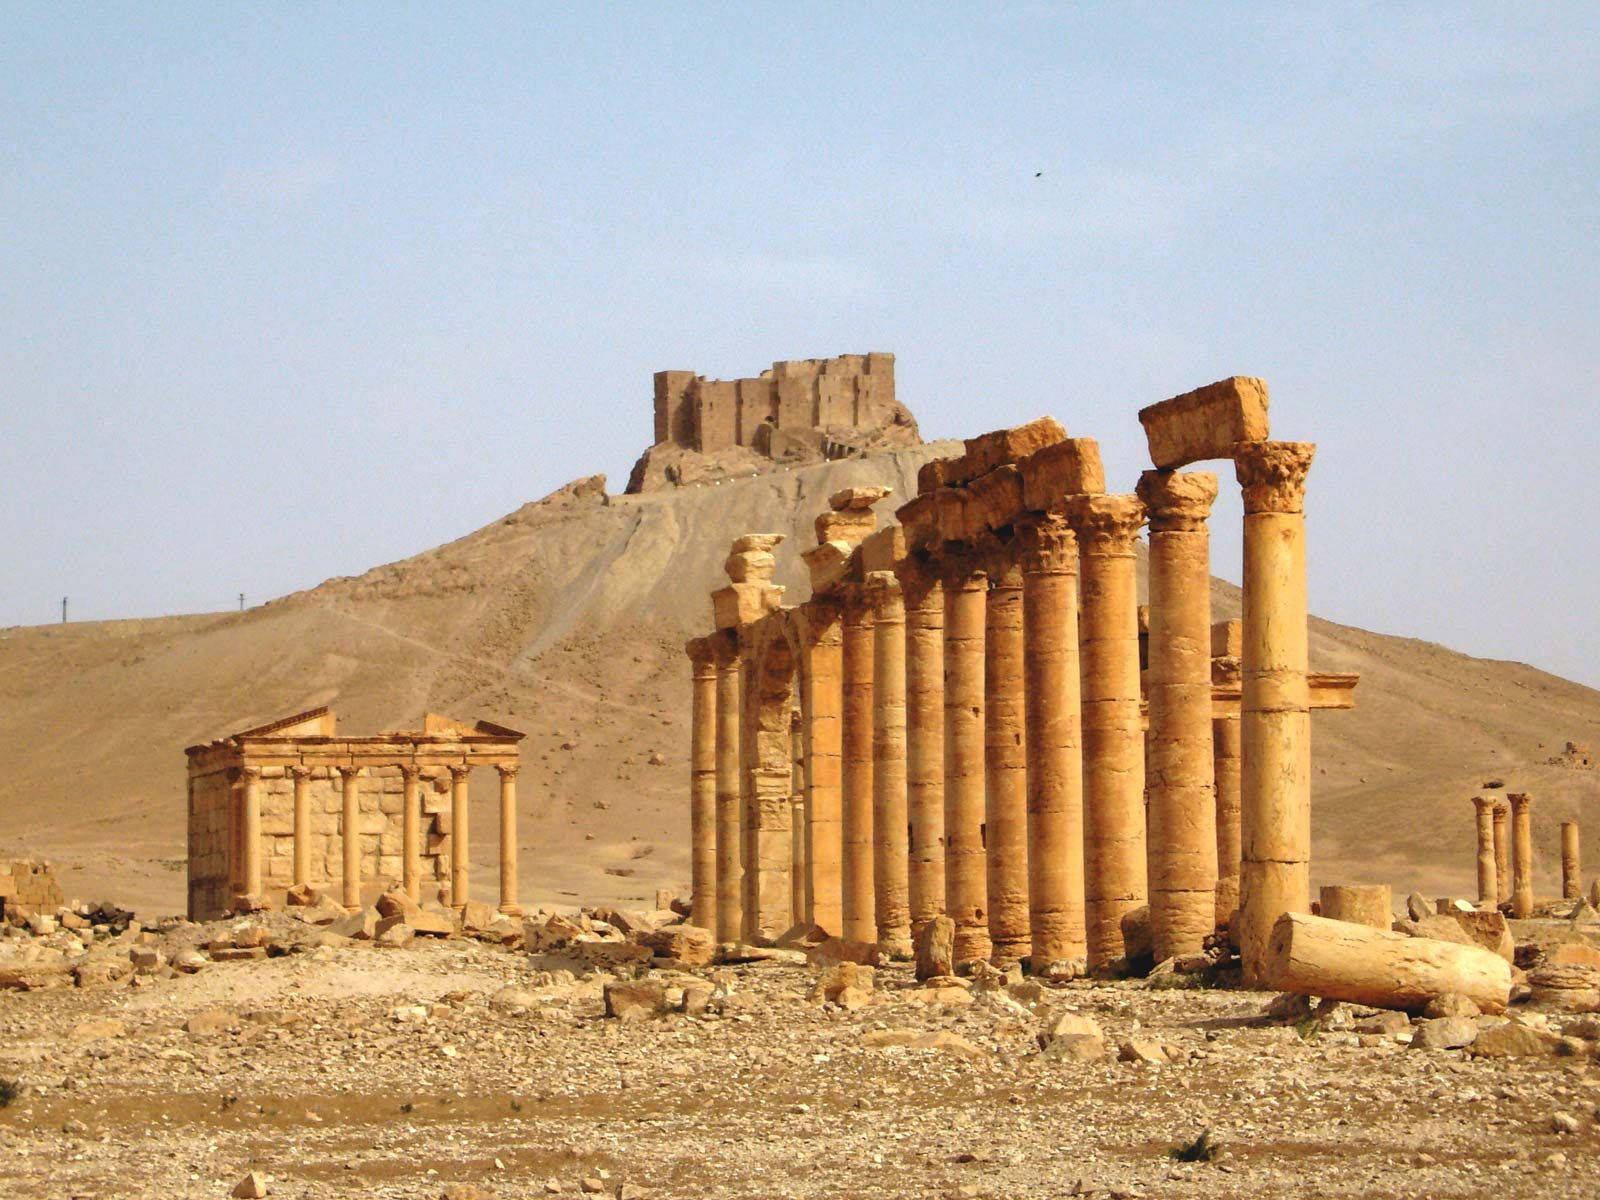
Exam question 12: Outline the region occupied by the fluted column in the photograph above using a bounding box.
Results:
[943,560,991,967]
[712,632,743,942]
[1233,441,1315,983]
[1562,821,1580,900]
[1472,795,1498,908]
[289,765,312,890]
[1509,792,1534,918]
[840,584,877,944]
[803,600,844,935]
[447,764,471,908]
[983,548,1029,968]
[686,638,718,928]
[1063,494,1148,969]
[1018,515,1085,969]
[1492,799,1511,906]
[867,570,911,956]
[240,765,263,901]
[900,562,946,937]
[400,765,421,901]
[496,764,519,914]
[1137,470,1220,961]
[338,765,363,909]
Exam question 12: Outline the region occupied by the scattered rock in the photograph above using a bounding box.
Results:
[1411,1017,1478,1050]
[1469,1019,1559,1059]
[232,1171,270,1198]
[1405,892,1430,921]
[603,980,671,1021]
[1422,993,1481,1020]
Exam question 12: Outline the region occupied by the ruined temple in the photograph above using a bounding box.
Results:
[626,353,921,492]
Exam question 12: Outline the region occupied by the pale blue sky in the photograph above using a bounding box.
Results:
[3,4,1596,685]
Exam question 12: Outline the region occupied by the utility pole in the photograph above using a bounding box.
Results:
[61,596,67,624]
[239,593,245,612]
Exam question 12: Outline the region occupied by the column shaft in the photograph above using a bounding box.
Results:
[943,565,991,966]
[713,635,743,942]
[290,766,312,890]
[984,555,1029,968]
[687,641,718,929]
[1472,797,1498,907]
[340,767,362,909]
[1234,442,1315,984]
[1019,517,1085,968]
[868,571,911,955]
[1137,470,1219,961]
[1562,821,1581,900]
[401,768,421,901]
[804,603,844,935]
[497,765,519,914]
[1065,495,1149,969]
[790,719,807,926]
[1212,716,1242,924]
[1509,792,1534,918]
[840,589,876,944]
[449,765,470,907]
[1492,801,1511,905]
[241,767,262,901]
[902,570,946,937]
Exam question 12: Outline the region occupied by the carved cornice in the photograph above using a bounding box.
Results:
[1233,441,1314,515]
[1061,493,1146,554]
[1016,514,1078,577]
[1136,470,1219,532]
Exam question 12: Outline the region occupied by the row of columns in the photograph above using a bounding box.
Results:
[1472,792,1584,916]
[235,762,520,913]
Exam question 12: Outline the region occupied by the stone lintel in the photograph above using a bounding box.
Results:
[959,466,1023,541]
[802,541,853,595]
[894,492,941,552]
[1138,377,1270,469]
[1195,672,1359,723]
[858,525,906,573]
[1018,437,1106,511]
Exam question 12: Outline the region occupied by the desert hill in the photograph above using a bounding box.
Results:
[2,442,1597,918]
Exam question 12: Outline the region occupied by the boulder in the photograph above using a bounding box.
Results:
[603,979,671,1020]
[1038,1011,1105,1061]
[460,900,499,933]
[804,937,881,968]
[524,913,587,954]
[1405,892,1430,921]
[68,1017,126,1041]
[329,907,381,941]
[185,1009,239,1037]
[232,1171,270,1198]
[1421,993,1481,1020]
[376,889,421,920]
[637,924,715,967]
[914,915,955,981]
[1469,1019,1560,1058]
[810,962,875,1005]
[1411,1017,1479,1050]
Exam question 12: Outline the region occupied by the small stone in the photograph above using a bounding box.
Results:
[232,1171,270,1198]
[1406,891,1430,921]
[603,980,670,1020]
[1411,1018,1478,1051]
[1470,1020,1559,1059]
[1118,1038,1174,1065]
[1551,1113,1580,1135]
[580,1179,606,1194]
[1422,993,1481,1020]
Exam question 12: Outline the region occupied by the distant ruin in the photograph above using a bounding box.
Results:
[627,353,921,492]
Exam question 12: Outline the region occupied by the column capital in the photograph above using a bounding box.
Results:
[796,596,843,648]
[1508,791,1533,813]
[1015,513,1078,576]
[973,532,1023,587]
[863,568,903,613]
[1061,493,1146,554]
[893,554,942,610]
[936,551,988,593]
[1471,794,1497,814]
[495,763,520,780]
[239,765,263,781]
[686,635,718,674]
[1493,797,1510,817]
[397,763,420,780]
[336,764,362,781]
[448,764,472,782]
[709,627,740,668]
[1135,469,1219,532]
[287,764,312,781]
[1234,440,1315,514]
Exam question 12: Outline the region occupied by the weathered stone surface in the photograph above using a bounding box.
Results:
[810,962,875,1005]
[1018,437,1106,510]
[232,1171,270,1199]
[638,924,715,967]
[329,907,381,941]
[1405,892,1430,921]
[185,1008,239,1037]
[859,1028,985,1059]
[1422,993,1481,1020]
[603,980,672,1020]
[1411,1017,1479,1050]
[1038,1011,1105,1061]
[1138,376,1269,469]
[1469,1019,1560,1058]
[68,1017,126,1041]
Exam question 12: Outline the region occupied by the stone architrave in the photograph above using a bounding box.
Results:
[1017,514,1085,968]
[1471,796,1498,908]
[447,764,470,907]
[339,765,364,909]
[686,638,719,928]
[1562,821,1580,900]
[1492,799,1511,905]
[1136,469,1220,961]
[240,766,263,901]
[867,570,912,956]
[982,546,1030,968]
[1508,792,1534,918]
[1062,494,1149,969]
[942,559,992,967]
[399,765,421,901]
[801,599,844,935]
[712,632,743,942]
[496,764,519,914]
[1234,440,1315,984]
[898,561,946,937]
[289,765,312,890]
[840,585,877,945]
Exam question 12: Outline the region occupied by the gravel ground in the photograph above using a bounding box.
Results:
[2,932,1598,1200]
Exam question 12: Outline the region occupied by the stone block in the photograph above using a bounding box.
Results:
[802,542,852,594]
[712,583,783,630]
[958,416,1068,483]
[1138,376,1270,469]
[1018,437,1106,509]
[894,493,941,551]
[960,466,1023,538]
[1211,619,1243,658]
[814,508,876,548]
[857,525,904,572]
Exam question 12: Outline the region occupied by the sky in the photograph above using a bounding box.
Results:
[2,4,1597,686]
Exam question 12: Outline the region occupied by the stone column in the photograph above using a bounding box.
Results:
[1472,796,1498,908]
[1234,441,1316,984]
[867,570,911,956]
[840,585,877,945]
[983,549,1029,968]
[712,632,743,942]
[400,765,421,901]
[1018,515,1085,970]
[1212,714,1242,925]
[289,765,312,890]
[1562,821,1581,900]
[900,564,946,937]
[496,764,519,914]
[790,714,807,925]
[1492,799,1511,905]
[338,765,363,909]
[448,764,470,908]
[1509,792,1534,918]
[687,638,718,930]
[803,601,844,935]
[240,765,263,901]
[943,559,992,967]
[1063,494,1148,969]
[1137,470,1220,961]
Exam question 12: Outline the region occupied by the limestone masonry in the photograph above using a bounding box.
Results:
[627,353,920,492]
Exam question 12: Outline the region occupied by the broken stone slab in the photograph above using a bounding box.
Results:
[231,1171,270,1198]
[859,1028,986,1059]
[803,937,881,968]
[636,924,714,968]
[208,946,268,963]
[1137,377,1270,470]
[329,907,381,941]
[1018,437,1106,510]
[1421,992,1481,1020]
